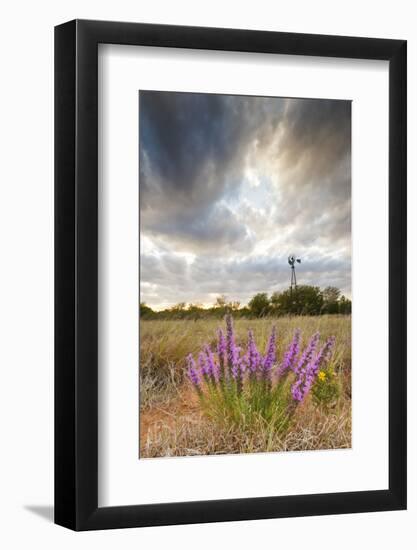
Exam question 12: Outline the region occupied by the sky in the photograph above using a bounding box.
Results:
[139,91,351,310]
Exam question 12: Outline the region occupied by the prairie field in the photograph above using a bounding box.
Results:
[139,315,351,458]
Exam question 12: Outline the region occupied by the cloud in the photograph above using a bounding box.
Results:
[143,200,254,253]
[141,246,351,310]
[140,92,285,248]
[139,91,351,308]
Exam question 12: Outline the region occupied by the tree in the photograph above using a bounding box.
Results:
[214,295,227,309]
[139,286,351,321]
[322,286,341,303]
[139,302,155,319]
[339,295,352,314]
[212,295,228,318]
[212,295,241,317]
[187,303,204,320]
[168,302,187,319]
[270,291,282,315]
[248,293,270,317]
[273,285,323,315]
[322,286,341,314]
[294,286,324,315]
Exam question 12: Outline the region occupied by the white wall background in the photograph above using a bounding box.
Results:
[0,0,414,547]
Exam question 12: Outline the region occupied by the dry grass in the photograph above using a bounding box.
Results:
[140,315,351,458]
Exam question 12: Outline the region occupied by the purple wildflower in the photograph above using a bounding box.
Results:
[291,334,335,402]
[217,328,226,381]
[231,352,246,377]
[261,326,277,381]
[278,329,300,377]
[291,380,303,402]
[311,336,335,375]
[247,330,261,378]
[231,357,245,394]
[225,314,239,377]
[198,351,209,378]
[291,333,320,402]
[302,336,335,395]
[203,344,218,382]
[186,353,196,373]
[188,367,200,387]
[293,332,320,375]
[186,354,202,393]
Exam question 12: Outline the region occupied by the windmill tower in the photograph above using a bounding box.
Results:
[288,254,301,292]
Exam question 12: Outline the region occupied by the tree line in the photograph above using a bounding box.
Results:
[140,285,351,320]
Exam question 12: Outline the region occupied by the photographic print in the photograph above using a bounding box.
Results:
[139,90,351,459]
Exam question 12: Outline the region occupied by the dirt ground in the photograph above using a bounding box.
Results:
[139,387,200,454]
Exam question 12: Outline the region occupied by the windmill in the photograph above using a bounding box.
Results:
[288,254,301,292]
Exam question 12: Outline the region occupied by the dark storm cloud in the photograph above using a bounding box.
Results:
[139,91,351,307]
[140,91,242,200]
[140,91,286,248]
[140,92,350,247]
[271,99,351,242]
[282,98,351,173]
[143,201,253,253]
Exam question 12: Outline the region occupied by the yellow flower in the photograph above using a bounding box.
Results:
[318,371,326,382]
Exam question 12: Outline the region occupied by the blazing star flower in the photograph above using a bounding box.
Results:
[291,334,335,402]
[186,317,337,415]
[302,336,335,395]
[231,357,245,394]
[186,354,202,393]
[294,332,320,375]
[203,344,218,382]
[247,329,261,376]
[291,379,303,402]
[311,337,335,375]
[186,353,196,372]
[261,326,277,380]
[217,328,226,381]
[225,314,239,376]
[278,328,300,377]
[198,351,210,378]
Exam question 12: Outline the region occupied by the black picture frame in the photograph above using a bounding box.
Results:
[55,19,407,531]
